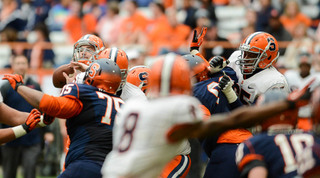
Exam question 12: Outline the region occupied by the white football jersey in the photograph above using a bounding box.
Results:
[102,95,203,178]
[120,82,147,101]
[228,50,289,105]
[75,71,85,84]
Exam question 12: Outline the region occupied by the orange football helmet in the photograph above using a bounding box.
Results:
[99,47,129,91]
[256,89,298,131]
[84,58,122,94]
[183,54,209,83]
[126,66,151,93]
[72,34,105,65]
[238,32,279,75]
[148,53,192,97]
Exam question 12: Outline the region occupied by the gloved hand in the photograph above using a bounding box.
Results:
[22,109,41,132]
[190,27,207,52]
[287,78,315,109]
[12,109,41,139]
[209,56,230,73]
[2,74,24,91]
[219,71,237,103]
[38,114,55,127]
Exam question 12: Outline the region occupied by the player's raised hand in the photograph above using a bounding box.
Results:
[190,27,207,52]
[70,61,89,72]
[287,78,315,109]
[209,56,230,73]
[63,67,77,84]
[219,72,233,91]
[2,74,24,91]
[23,109,41,132]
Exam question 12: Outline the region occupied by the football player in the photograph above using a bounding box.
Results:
[3,59,124,178]
[97,47,145,101]
[71,47,146,101]
[72,34,105,65]
[227,31,289,105]
[126,65,196,178]
[187,27,251,178]
[235,85,316,178]
[101,53,310,178]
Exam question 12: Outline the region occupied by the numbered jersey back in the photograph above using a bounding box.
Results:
[60,83,124,167]
[236,132,314,178]
[102,95,203,178]
[297,136,320,177]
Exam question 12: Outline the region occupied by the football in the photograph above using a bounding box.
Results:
[52,64,74,88]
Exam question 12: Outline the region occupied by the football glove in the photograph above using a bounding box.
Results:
[190,27,207,52]
[13,109,41,139]
[209,56,230,73]
[219,71,237,103]
[2,74,24,91]
[23,109,41,132]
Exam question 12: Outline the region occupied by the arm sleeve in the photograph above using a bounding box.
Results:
[39,94,83,118]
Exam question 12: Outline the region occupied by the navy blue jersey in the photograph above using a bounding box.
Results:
[60,83,124,168]
[193,66,242,156]
[297,135,320,177]
[193,66,239,114]
[236,132,316,178]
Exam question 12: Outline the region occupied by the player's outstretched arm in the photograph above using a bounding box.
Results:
[2,74,43,109]
[195,100,291,138]
[0,109,41,144]
[167,98,292,142]
[195,79,314,138]
[0,103,30,126]
[3,74,82,119]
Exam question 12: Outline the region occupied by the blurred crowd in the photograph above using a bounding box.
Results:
[1,0,320,176]
[0,0,320,71]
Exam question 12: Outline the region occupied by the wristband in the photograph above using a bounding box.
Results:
[223,88,238,103]
[12,125,27,138]
[15,83,23,91]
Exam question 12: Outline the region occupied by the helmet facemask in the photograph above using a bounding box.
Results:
[72,40,104,64]
[117,69,128,92]
[237,42,270,75]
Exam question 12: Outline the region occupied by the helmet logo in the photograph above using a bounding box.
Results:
[267,37,276,51]
[138,72,148,88]
[88,63,100,78]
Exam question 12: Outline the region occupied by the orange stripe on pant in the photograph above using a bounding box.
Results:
[160,154,191,178]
